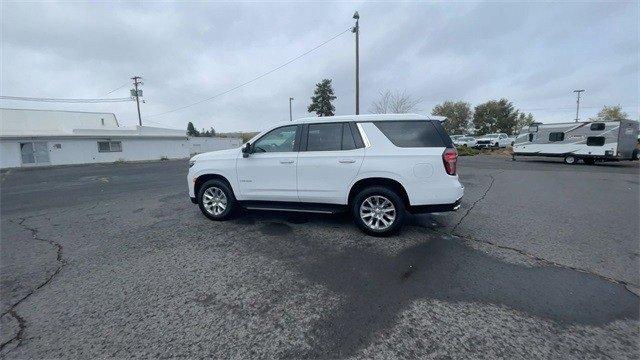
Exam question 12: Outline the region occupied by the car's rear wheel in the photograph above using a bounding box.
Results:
[563,155,577,165]
[198,179,237,220]
[352,186,405,236]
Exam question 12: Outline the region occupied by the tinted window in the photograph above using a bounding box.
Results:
[549,132,565,142]
[374,121,445,148]
[590,123,605,131]
[307,123,342,151]
[341,123,356,150]
[349,122,365,148]
[586,136,605,146]
[253,125,297,153]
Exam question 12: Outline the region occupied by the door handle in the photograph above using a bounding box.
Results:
[280,160,294,164]
[339,159,356,164]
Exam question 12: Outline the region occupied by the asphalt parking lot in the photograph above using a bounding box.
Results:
[1,155,638,359]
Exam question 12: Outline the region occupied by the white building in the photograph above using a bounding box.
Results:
[0,108,241,169]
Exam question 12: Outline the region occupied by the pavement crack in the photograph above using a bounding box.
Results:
[453,171,499,231]
[447,230,640,298]
[0,217,66,352]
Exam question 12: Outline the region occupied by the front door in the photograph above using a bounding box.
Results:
[236,125,300,202]
[297,122,364,204]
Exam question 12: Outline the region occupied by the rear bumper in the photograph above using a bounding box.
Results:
[408,198,462,214]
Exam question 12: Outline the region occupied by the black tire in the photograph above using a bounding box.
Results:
[563,155,577,165]
[351,186,406,237]
[197,179,237,220]
[583,158,595,165]
[633,149,639,161]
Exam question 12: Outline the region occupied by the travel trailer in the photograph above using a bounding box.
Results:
[512,119,639,164]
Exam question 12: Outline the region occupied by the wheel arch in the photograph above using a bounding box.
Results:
[348,177,410,208]
[194,173,235,197]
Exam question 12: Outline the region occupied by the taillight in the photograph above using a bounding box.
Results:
[442,148,458,175]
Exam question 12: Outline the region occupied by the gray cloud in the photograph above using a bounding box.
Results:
[1,1,637,132]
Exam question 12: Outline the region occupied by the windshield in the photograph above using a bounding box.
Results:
[485,134,499,138]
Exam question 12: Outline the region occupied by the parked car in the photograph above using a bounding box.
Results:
[188,114,464,236]
[450,134,464,142]
[475,133,510,148]
[453,136,477,148]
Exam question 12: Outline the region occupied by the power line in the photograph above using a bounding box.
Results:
[147,27,351,119]
[105,82,129,95]
[0,95,132,103]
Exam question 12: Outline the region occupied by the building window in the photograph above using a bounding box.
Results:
[586,136,605,146]
[590,123,605,131]
[548,132,565,142]
[20,142,50,164]
[98,141,122,152]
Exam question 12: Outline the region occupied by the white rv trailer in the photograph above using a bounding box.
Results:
[512,119,639,164]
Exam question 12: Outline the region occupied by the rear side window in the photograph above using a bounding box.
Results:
[590,123,605,131]
[306,123,343,151]
[549,132,565,142]
[374,121,445,148]
[341,123,356,150]
[586,136,605,146]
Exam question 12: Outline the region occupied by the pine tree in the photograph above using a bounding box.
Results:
[307,79,337,117]
[186,122,200,137]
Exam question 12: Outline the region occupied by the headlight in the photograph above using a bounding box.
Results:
[189,160,195,168]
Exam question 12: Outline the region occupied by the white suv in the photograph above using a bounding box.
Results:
[475,133,509,148]
[188,114,464,236]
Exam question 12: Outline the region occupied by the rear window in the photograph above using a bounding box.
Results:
[374,121,446,148]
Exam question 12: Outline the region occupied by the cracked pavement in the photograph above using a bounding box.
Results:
[0,156,638,358]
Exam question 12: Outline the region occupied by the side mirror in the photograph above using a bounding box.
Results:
[242,143,251,158]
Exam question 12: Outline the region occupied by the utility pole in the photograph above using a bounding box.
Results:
[573,89,585,122]
[352,11,360,115]
[131,76,143,126]
[289,97,294,121]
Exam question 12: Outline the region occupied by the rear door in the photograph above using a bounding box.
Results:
[617,120,639,159]
[296,122,364,204]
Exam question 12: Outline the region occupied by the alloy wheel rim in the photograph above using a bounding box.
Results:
[203,187,227,216]
[360,195,396,231]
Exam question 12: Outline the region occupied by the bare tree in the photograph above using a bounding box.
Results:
[369,90,422,114]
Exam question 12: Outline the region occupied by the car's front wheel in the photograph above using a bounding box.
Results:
[352,186,406,236]
[197,179,237,220]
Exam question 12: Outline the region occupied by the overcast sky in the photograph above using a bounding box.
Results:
[1,1,638,132]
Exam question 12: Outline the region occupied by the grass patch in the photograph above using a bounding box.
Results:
[456,146,481,156]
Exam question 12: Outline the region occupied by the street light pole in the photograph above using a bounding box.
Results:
[573,89,585,122]
[289,97,294,121]
[352,11,360,115]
